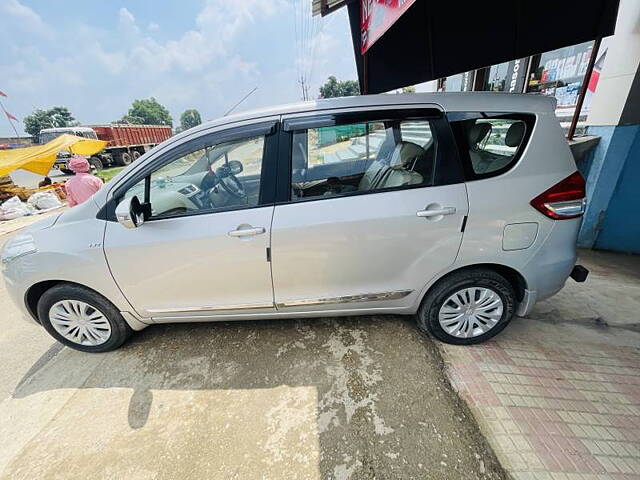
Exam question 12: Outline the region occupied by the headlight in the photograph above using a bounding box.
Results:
[1,234,37,264]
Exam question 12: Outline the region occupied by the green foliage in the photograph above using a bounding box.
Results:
[318,76,360,99]
[113,115,145,125]
[179,109,202,131]
[23,106,77,137]
[96,166,125,183]
[118,97,173,126]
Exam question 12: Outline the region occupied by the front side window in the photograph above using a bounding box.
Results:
[123,135,265,218]
[290,119,436,201]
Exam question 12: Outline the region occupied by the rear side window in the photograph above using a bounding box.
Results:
[290,119,438,201]
[448,113,534,179]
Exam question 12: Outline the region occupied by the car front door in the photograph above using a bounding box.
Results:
[270,107,469,313]
[103,120,278,320]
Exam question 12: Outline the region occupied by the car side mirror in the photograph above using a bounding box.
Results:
[228,160,243,175]
[116,195,146,229]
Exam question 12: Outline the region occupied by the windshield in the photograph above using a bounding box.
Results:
[39,131,64,144]
[39,130,97,144]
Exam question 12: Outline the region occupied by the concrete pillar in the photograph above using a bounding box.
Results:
[579,0,640,253]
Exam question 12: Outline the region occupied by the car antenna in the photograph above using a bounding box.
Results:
[224,87,258,116]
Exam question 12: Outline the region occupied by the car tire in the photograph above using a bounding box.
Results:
[37,283,133,353]
[61,168,74,176]
[89,156,103,170]
[132,151,141,161]
[417,269,516,345]
[118,152,132,166]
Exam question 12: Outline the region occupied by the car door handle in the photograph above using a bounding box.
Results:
[416,207,456,217]
[228,227,266,237]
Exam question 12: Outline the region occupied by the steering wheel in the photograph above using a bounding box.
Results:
[218,172,247,200]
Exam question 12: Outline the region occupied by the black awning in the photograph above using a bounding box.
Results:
[346,0,620,94]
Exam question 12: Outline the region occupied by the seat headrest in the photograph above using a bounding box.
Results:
[389,141,425,169]
[468,123,491,146]
[505,122,526,147]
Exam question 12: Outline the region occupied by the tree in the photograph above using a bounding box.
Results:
[398,85,416,94]
[24,106,77,137]
[180,109,202,131]
[319,76,360,98]
[118,97,173,126]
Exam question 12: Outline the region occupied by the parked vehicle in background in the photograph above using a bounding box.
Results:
[39,125,172,173]
[2,93,589,352]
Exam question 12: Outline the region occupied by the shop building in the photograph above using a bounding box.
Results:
[436,41,602,135]
[315,0,639,254]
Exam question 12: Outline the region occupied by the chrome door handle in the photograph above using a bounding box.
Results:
[416,207,456,217]
[228,227,266,237]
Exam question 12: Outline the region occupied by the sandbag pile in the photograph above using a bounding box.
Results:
[0,191,63,221]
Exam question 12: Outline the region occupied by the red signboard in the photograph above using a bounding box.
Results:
[361,0,417,54]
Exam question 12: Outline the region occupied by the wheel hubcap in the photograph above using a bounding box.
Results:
[438,287,504,338]
[49,300,112,346]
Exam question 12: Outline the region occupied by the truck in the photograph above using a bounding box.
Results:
[38,124,173,173]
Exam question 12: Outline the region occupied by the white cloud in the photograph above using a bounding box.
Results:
[0,0,356,136]
[88,43,127,75]
[110,0,286,76]
[118,7,140,36]
[0,0,50,35]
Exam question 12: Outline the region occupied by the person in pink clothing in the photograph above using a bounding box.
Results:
[64,156,103,207]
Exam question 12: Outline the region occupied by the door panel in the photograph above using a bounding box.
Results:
[270,184,468,311]
[104,206,275,319]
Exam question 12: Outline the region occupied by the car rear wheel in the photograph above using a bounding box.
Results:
[37,284,133,352]
[132,151,141,161]
[417,269,516,345]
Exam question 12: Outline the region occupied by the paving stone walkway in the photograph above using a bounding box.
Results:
[441,331,640,479]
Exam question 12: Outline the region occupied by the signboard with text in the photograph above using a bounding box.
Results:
[506,58,528,93]
[361,0,417,54]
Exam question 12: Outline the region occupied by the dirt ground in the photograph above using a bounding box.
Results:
[0,224,506,479]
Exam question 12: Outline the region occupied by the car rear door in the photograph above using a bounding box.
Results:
[270,106,469,313]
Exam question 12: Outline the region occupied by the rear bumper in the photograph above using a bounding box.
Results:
[520,218,581,305]
[517,264,588,317]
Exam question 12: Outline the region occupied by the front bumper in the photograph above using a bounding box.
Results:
[2,267,39,326]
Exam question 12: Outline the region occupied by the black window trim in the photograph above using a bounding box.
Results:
[275,107,464,205]
[97,120,278,222]
[446,111,536,181]
[282,107,442,131]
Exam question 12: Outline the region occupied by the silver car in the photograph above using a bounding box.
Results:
[1,93,588,352]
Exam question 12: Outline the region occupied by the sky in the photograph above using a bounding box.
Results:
[0,0,358,137]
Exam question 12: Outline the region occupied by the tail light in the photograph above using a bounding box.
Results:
[530,171,586,220]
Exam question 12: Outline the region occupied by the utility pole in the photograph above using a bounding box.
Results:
[299,76,308,101]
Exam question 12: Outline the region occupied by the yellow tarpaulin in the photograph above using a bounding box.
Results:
[0,134,107,177]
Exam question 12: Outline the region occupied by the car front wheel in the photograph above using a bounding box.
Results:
[418,269,516,345]
[37,284,133,352]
